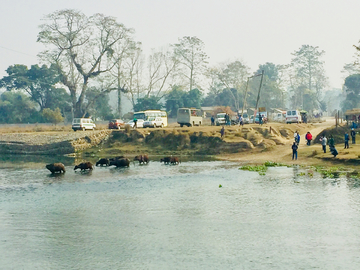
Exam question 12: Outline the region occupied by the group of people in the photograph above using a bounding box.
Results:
[293,128,357,160]
[319,134,338,157]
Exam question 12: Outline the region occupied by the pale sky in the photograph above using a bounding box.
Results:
[1,0,359,90]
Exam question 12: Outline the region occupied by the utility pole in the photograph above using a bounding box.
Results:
[241,71,264,118]
[254,70,264,117]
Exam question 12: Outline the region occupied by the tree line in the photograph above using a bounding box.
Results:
[0,9,358,124]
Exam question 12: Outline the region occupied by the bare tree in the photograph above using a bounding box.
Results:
[37,9,134,117]
[174,36,208,91]
[145,47,178,98]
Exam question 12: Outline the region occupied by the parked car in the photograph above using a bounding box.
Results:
[126,119,144,128]
[72,118,96,131]
[242,113,250,124]
[143,117,164,128]
[108,119,125,129]
[216,113,226,126]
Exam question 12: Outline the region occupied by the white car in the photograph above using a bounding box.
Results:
[143,117,164,128]
[126,119,144,128]
[72,118,96,131]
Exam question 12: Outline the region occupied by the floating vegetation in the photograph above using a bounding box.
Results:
[312,166,348,178]
[297,172,306,176]
[264,161,287,167]
[219,184,222,188]
[240,164,267,174]
[240,161,289,175]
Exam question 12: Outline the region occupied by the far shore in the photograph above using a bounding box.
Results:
[1,117,359,169]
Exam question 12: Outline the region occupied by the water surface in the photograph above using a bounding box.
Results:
[1,159,360,269]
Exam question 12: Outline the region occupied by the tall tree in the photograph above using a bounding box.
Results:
[289,45,327,110]
[85,86,114,120]
[342,74,360,111]
[254,63,285,109]
[216,60,250,111]
[165,86,186,117]
[0,92,38,123]
[0,64,70,111]
[145,47,178,98]
[37,9,134,117]
[174,36,208,91]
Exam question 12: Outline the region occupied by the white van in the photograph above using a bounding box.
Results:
[72,118,96,131]
[177,108,202,127]
[286,110,301,124]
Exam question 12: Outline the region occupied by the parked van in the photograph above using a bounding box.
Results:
[177,108,202,127]
[72,118,96,131]
[286,110,301,124]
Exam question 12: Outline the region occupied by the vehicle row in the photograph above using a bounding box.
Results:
[71,109,304,131]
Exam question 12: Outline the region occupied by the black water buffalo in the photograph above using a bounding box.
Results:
[109,158,130,167]
[160,156,180,165]
[46,163,66,174]
[160,156,171,164]
[96,158,110,166]
[109,156,125,163]
[134,154,149,164]
[74,162,93,171]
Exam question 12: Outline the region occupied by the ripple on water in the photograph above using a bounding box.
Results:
[1,161,360,269]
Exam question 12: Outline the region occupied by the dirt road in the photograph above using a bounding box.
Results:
[221,117,336,165]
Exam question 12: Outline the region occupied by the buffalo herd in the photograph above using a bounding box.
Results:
[45,155,180,174]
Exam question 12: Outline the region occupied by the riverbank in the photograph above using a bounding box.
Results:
[1,118,359,168]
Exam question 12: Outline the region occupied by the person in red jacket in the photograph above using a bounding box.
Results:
[305,131,312,145]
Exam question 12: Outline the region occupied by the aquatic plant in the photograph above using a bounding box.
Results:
[240,165,267,174]
[264,161,287,167]
[219,184,222,188]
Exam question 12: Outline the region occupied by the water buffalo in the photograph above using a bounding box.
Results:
[96,158,110,166]
[109,156,125,163]
[74,162,93,171]
[109,158,130,167]
[160,157,171,164]
[46,163,66,174]
[170,156,180,165]
[160,156,180,165]
[134,154,149,164]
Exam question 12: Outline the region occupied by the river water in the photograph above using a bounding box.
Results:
[1,157,360,269]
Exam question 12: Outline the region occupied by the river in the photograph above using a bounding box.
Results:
[0,157,360,269]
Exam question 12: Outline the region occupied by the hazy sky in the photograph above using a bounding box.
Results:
[1,0,359,90]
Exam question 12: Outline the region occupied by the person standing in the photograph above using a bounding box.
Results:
[238,115,243,126]
[211,115,215,126]
[292,142,298,160]
[305,131,312,145]
[225,114,230,126]
[351,128,356,144]
[345,132,350,149]
[320,135,327,153]
[220,126,225,137]
[133,117,138,129]
[328,135,335,149]
[296,132,301,145]
[258,114,262,125]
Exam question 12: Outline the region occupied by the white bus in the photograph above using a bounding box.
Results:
[177,108,203,127]
[133,110,168,127]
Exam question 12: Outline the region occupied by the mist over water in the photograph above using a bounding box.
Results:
[1,159,360,269]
